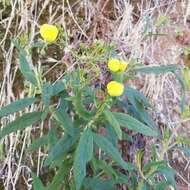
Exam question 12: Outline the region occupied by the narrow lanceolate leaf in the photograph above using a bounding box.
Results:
[0,112,43,140]
[55,108,76,136]
[113,113,159,137]
[104,110,122,140]
[74,129,94,190]
[42,83,53,107]
[27,135,49,152]
[52,80,66,96]
[83,178,117,190]
[19,50,38,86]
[44,133,79,166]
[0,97,37,117]
[129,65,177,74]
[46,164,66,190]
[93,133,134,171]
[32,173,45,190]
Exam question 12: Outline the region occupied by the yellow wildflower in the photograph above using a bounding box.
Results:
[108,59,120,72]
[40,24,59,43]
[107,81,124,97]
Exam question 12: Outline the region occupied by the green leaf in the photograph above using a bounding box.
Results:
[83,178,117,190]
[73,91,94,120]
[46,164,66,190]
[52,80,66,96]
[42,83,53,107]
[0,112,43,140]
[0,97,37,117]
[124,87,156,128]
[55,107,76,137]
[158,167,177,189]
[19,50,38,86]
[113,112,159,137]
[106,125,118,147]
[27,135,49,151]
[143,160,166,173]
[125,87,152,108]
[104,110,122,139]
[93,133,134,171]
[32,173,45,190]
[155,181,170,190]
[74,129,94,190]
[44,133,79,166]
[129,65,177,74]
[92,159,118,178]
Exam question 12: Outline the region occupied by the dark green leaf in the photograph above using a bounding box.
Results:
[42,83,53,107]
[44,133,79,166]
[74,129,94,190]
[0,97,37,117]
[104,110,122,139]
[52,80,66,96]
[158,167,177,189]
[0,112,43,140]
[83,178,117,190]
[129,65,177,74]
[32,173,45,190]
[46,164,65,190]
[93,133,134,171]
[19,50,38,85]
[143,160,166,173]
[55,107,76,136]
[27,135,49,152]
[106,125,118,147]
[113,112,159,137]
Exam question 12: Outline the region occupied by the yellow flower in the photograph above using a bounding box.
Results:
[119,61,128,72]
[40,24,59,43]
[108,58,120,72]
[107,81,124,97]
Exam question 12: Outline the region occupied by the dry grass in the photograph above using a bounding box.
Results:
[1,0,190,189]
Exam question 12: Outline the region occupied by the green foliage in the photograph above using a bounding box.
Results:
[0,97,37,117]
[74,129,94,190]
[0,39,181,190]
[113,112,159,137]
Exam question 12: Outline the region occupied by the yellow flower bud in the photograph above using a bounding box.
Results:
[108,59,120,72]
[40,24,59,43]
[107,81,124,97]
[119,61,128,72]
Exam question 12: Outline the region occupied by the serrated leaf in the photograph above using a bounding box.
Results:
[44,133,79,166]
[74,129,94,190]
[32,173,45,190]
[19,50,38,85]
[0,97,37,117]
[0,112,43,140]
[83,178,117,190]
[129,65,177,74]
[104,110,122,139]
[93,133,134,171]
[113,112,159,137]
